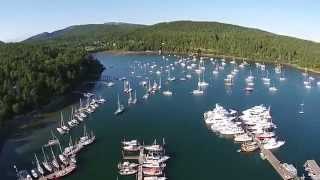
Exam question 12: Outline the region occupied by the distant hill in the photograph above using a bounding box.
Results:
[24,22,146,42]
[24,20,320,69]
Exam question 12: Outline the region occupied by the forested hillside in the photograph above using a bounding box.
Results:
[27,21,320,70]
[0,43,104,124]
[2,20,320,124]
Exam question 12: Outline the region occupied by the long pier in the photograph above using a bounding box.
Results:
[255,139,298,180]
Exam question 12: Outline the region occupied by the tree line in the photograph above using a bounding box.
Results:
[0,43,103,125]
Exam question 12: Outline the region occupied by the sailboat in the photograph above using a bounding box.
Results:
[192,84,204,95]
[142,88,150,100]
[57,112,69,134]
[68,107,78,127]
[167,68,176,81]
[162,81,173,96]
[58,141,68,165]
[34,153,44,175]
[128,92,133,104]
[50,146,59,169]
[279,70,286,81]
[114,94,125,115]
[198,71,209,87]
[299,103,304,114]
[45,130,59,147]
[163,89,173,96]
[158,76,162,90]
[132,91,137,104]
[42,147,52,172]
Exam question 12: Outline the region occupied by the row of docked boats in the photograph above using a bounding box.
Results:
[118,139,169,180]
[204,104,285,152]
[15,125,96,180]
[56,95,105,135]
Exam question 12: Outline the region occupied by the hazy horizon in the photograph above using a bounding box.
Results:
[1,0,319,43]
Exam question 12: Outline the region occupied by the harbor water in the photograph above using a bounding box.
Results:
[1,52,320,180]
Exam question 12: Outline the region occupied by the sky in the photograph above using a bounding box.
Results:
[0,0,319,42]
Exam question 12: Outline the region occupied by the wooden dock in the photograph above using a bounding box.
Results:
[38,164,76,180]
[122,147,145,180]
[137,148,144,180]
[304,160,320,179]
[255,139,297,180]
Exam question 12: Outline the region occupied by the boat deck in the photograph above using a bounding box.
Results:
[304,160,320,179]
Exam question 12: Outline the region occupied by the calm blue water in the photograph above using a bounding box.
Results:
[1,52,320,180]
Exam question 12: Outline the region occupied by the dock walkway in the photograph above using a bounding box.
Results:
[122,147,145,180]
[255,139,297,180]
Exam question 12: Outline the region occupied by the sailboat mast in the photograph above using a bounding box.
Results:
[42,147,48,163]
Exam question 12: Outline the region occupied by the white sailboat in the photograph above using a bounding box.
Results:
[34,153,44,175]
[50,146,59,169]
[114,94,125,115]
[158,76,162,90]
[58,141,68,165]
[57,112,69,134]
[299,103,304,114]
[167,68,176,81]
[198,71,209,87]
[45,130,59,147]
[42,147,52,172]
[192,85,204,95]
[128,90,137,104]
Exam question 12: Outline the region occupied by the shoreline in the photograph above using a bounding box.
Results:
[103,50,320,76]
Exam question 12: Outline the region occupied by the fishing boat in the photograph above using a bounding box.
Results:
[114,94,125,115]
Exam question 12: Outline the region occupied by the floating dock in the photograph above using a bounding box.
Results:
[122,147,145,180]
[37,164,76,180]
[255,139,298,180]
